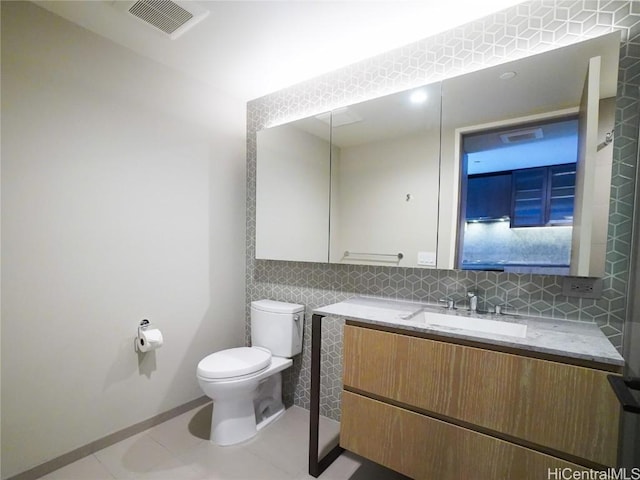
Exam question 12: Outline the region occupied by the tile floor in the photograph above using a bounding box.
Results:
[38,403,409,480]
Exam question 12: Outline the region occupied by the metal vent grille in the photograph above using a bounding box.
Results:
[500,127,543,144]
[129,0,194,35]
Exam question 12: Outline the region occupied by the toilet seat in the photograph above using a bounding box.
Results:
[197,347,272,380]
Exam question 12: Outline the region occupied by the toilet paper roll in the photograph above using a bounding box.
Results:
[137,328,163,353]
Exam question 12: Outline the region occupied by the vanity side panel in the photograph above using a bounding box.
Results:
[341,391,587,480]
[342,325,620,467]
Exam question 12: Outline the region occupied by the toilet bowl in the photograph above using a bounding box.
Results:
[197,300,304,446]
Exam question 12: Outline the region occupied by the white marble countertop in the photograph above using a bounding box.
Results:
[314,296,624,367]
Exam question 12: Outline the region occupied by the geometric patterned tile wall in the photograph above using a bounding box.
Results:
[246,0,640,421]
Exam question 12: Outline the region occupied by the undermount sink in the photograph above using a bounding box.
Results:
[415,311,528,338]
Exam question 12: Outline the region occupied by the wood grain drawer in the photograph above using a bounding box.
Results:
[342,325,620,467]
[341,391,587,480]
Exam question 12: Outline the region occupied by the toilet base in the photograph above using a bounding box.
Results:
[210,395,258,446]
[257,405,285,431]
[209,369,288,446]
[255,372,285,431]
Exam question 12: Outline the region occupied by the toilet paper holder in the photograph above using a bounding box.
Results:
[135,319,161,353]
[138,319,151,335]
[137,319,153,343]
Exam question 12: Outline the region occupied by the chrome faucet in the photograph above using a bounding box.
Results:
[439,298,456,310]
[467,291,478,312]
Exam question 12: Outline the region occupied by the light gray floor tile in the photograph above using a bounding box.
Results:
[38,455,116,480]
[293,451,410,480]
[147,404,209,456]
[179,441,296,480]
[93,432,176,479]
[125,457,205,480]
[244,406,339,477]
[37,403,406,480]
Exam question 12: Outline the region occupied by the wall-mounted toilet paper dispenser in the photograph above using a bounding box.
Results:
[136,319,164,353]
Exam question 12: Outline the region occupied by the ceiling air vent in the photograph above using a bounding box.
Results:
[499,127,543,144]
[119,1,209,39]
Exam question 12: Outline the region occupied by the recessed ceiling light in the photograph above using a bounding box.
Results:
[499,71,517,80]
[410,89,428,104]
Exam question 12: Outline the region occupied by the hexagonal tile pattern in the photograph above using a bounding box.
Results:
[247,1,640,420]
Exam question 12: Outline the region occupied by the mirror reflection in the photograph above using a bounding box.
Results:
[329,82,442,267]
[255,31,621,277]
[439,31,620,276]
[458,116,579,275]
[256,114,331,262]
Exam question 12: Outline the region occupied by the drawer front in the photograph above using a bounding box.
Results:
[341,391,587,480]
[342,325,620,467]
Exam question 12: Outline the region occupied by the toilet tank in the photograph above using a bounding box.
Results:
[251,300,304,357]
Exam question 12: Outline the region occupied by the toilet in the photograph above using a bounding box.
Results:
[196,299,304,446]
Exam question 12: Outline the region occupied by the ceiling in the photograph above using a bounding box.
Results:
[34,0,525,102]
[441,31,621,130]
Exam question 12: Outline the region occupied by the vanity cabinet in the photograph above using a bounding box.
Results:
[340,324,621,479]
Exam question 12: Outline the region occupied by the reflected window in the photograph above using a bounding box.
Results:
[458,116,578,275]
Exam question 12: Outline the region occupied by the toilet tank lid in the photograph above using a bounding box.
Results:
[251,299,304,314]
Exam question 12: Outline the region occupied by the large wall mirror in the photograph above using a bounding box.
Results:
[256,30,621,277]
[329,82,441,267]
[256,114,331,262]
[438,30,620,277]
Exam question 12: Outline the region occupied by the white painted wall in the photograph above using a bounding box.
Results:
[330,132,440,267]
[256,123,330,262]
[1,2,246,478]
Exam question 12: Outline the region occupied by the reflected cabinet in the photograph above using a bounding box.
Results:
[255,31,621,277]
